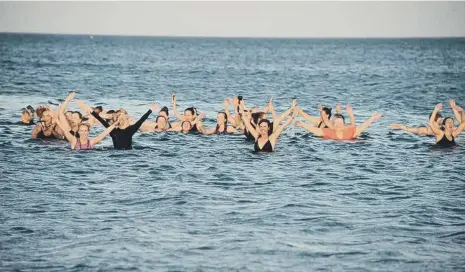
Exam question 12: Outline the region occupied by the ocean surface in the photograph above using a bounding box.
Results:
[1,33,465,271]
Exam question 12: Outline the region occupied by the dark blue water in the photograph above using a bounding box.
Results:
[1,33,465,271]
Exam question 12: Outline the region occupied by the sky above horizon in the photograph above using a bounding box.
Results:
[1,1,465,38]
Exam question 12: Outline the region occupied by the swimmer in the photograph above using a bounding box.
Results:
[295,104,382,140]
[172,93,202,132]
[31,107,61,139]
[239,101,297,152]
[20,109,34,125]
[167,113,206,134]
[139,104,173,132]
[429,103,465,147]
[86,103,155,149]
[51,105,116,150]
[197,112,240,135]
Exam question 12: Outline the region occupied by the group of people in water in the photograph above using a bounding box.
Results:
[20,91,464,152]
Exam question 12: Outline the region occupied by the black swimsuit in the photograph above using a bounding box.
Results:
[215,124,228,135]
[436,134,456,147]
[36,124,56,139]
[254,137,274,152]
[92,109,153,150]
[191,123,199,133]
[318,121,328,129]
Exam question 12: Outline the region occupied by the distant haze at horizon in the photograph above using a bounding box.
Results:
[1,2,465,38]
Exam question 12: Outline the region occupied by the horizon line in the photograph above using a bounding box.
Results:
[1,31,465,40]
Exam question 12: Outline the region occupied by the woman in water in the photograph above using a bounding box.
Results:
[78,102,155,150]
[31,108,62,139]
[171,93,203,132]
[20,109,34,125]
[296,104,333,129]
[51,105,116,150]
[239,102,297,152]
[138,104,173,132]
[197,112,240,135]
[390,99,462,136]
[295,104,382,140]
[429,103,465,147]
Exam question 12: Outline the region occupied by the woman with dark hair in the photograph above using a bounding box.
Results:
[296,104,333,129]
[240,102,297,152]
[429,103,465,147]
[390,99,463,136]
[171,93,203,132]
[295,105,381,140]
[138,104,173,132]
[198,112,240,135]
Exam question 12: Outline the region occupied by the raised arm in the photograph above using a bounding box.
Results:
[61,91,76,113]
[294,120,324,137]
[90,124,116,146]
[296,106,320,126]
[129,107,154,134]
[223,99,236,126]
[450,99,463,123]
[90,108,110,128]
[267,98,278,126]
[239,102,259,140]
[274,99,296,125]
[53,105,77,146]
[270,110,297,141]
[354,112,383,137]
[428,104,443,136]
[345,105,356,126]
[172,93,185,121]
[452,109,465,137]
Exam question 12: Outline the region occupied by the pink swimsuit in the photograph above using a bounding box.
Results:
[74,139,94,150]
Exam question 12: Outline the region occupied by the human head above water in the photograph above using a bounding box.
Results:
[322,107,332,119]
[181,120,192,133]
[184,107,196,121]
[442,117,454,132]
[258,119,272,136]
[77,123,90,139]
[333,114,346,128]
[159,106,169,118]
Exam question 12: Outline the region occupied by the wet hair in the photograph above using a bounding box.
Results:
[252,112,265,125]
[258,119,272,136]
[160,106,169,116]
[218,112,227,120]
[95,106,103,112]
[442,117,453,126]
[35,107,46,119]
[333,113,345,123]
[216,112,228,131]
[72,111,83,119]
[184,107,195,116]
[181,121,192,130]
[322,107,332,119]
[429,112,443,122]
[156,115,167,123]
